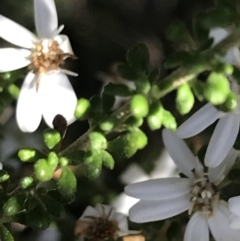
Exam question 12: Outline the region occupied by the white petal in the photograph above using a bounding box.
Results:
[54,35,74,55]
[38,73,77,128]
[209,148,239,185]
[208,202,240,241]
[204,114,240,167]
[125,177,191,200]
[184,212,209,241]
[0,15,37,48]
[79,206,99,221]
[0,163,3,170]
[162,129,195,179]
[129,195,189,223]
[112,212,128,231]
[229,214,240,229]
[177,104,221,138]
[34,0,58,38]
[229,196,240,217]
[16,72,42,132]
[0,48,31,72]
[95,204,116,219]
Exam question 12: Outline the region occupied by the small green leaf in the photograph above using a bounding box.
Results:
[216,92,238,112]
[18,148,39,162]
[0,170,10,183]
[101,150,115,170]
[204,72,230,105]
[0,225,14,241]
[4,195,26,216]
[58,166,77,199]
[59,157,69,167]
[89,132,107,150]
[130,94,149,118]
[103,83,133,97]
[75,98,91,119]
[34,159,53,182]
[147,102,163,130]
[176,83,195,115]
[125,116,143,128]
[84,151,102,179]
[117,64,141,81]
[25,196,39,211]
[99,117,117,131]
[47,152,59,172]
[162,110,177,131]
[127,43,149,71]
[20,177,34,189]
[43,129,61,149]
[192,80,206,102]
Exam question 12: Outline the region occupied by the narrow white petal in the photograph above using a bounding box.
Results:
[95,204,116,219]
[129,195,189,223]
[229,196,240,217]
[0,15,37,48]
[177,104,221,138]
[79,206,99,221]
[162,129,195,179]
[38,73,77,128]
[208,202,240,241]
[16,73,42,132]
[184,212,209,241]
[205,114,240,167]
[125,178,191,200]
[112,212,128,231]
[34,0,58,38]
[54,35,74,55]
[209,148,239,185]
[229,214,240,229]
[0,48,30,72]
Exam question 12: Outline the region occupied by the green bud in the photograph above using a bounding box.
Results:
[34,159,52,182]
[136,80,151,95]
[176,83,195,115]
[99,117,117,131]
[130,94,149,118]
[147,102,163,130]
[192,80,206,102]
[47,152,59,172]
[59,157,69,166]
[89,132,107,150]
[43,129,61,149]
[131,128,148,149]
[217,92,238,112]
[162,110,177,131]
[215,63,234,75]
[101,150,115,170]
[20,177,34,189]
[204,72,230,105]
[18,148,37,162]
[4,198,20,216]
[0,171,10,183]
[125,116,143,127]
[75,98,91,119]
[84,151,102,179]
[8,84,19,99]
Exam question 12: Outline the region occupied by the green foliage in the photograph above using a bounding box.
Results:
[130,94,149,118]
[4,194,26,217]
[0,225,14,241]
[162,110,177,131]
[147,101,163,130]
[103,83,133,97]
[75,98,91,119]
[0,171,10,183]
[216,92,238,112]
[34,159,54,182]
[43,129,61,149]
[18,148,45,162]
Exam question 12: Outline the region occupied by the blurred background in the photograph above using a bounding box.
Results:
[0,0,215,240]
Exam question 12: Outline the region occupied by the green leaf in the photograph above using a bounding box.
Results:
[127,43,149,71]
[125,116,143,128]
[20,177,34,189]
[0,225,14,241]
[147,102,163,130]
[176,83,195,115]
[84,151,102,179]
[99,116,117,131]
[48,189,74,204]
[204,72,230,105]
[162,110,177,131]
[89,132,107,150]
[25,196,39,211]
[117,64,141,81]
[75,98,91,119]
[47,152,59,172]
[101,150,115,170]
[216,92,238,112]
[0,170,10,183]
[164,51,192,69]
[4,194,26,216]
[58,166,77,199]
[34,159,53,182]
[43,129,61,150]
[130,94,149,118]
[192,80,206,102]
[101,94,116,112]
[18,148,45,162]
[103,83,133,97]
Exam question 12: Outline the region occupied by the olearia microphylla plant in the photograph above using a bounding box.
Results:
[125,129,240,241]
[3,0,240,240]
[0,0,78,133]
[75,204,140,240]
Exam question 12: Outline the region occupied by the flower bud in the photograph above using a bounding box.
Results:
[34,159,52,182]
[147,102,163,130]
[75,98,91,119]
[130,94,149,118]
[20,177,34,189]
[162,110,177,131]
[43,129,61,149]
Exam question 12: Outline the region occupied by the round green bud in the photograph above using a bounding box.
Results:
[34,159,52,182]
[47,152,59,171]
[147,102,163,130]
[136,81,151,94]
[130,94,149,118]
[59,157,69,167]
[18,148,36,162]
[162,110,177,131]
[20,177,34,189]
[75,98,91,119]
[99,117,117,131]
[43,129,61,149]
[204,72,230,105]
[176,83,195,115]
[89,132,107,150]
[3,197,21,216]
[224,92,238,111]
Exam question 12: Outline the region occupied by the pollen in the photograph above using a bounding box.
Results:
[189,171,219,217]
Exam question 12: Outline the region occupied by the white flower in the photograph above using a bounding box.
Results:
[75,203,140,240]
[177,28,240,168]
[125,129,240,241]
[0,0,78,132]
[228,196,240,229]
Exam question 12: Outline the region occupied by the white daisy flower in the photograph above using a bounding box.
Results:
[0,0,78,132]
[177,28,240,168]
[75,203,140,240]
[125,129,240,241]
[228,196,240,229]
